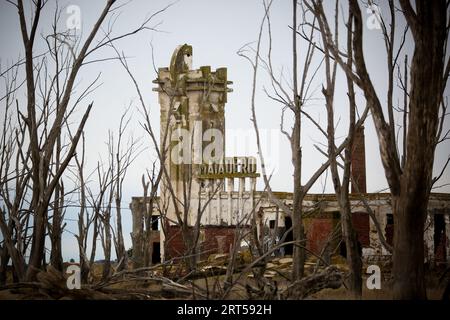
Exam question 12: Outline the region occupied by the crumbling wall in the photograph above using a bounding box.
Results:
[164,225,237,261]
[304,212,340,260]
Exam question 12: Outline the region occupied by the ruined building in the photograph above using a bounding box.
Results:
[130,45,450,267]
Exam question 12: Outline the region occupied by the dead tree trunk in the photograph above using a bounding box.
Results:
[291,111,306,280]
[102,216,112,281]
[309,0,448,299]
[74,135,90,283]
[350,0,447,299]
[320,6,362,298]
[115,195,126,270]
[291,0,306,281]
[50,177,64,272]
[15,0,113,281]
[101,172,114,281]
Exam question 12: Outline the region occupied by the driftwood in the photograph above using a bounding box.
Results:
[282,265,344,299]
[0,263,343,300]
[0,266,113,299]
[243,265,344,300]
[0,265,207,300]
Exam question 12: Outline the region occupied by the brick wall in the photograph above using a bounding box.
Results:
[304,213,339,255]
[352,212,370,247]
[165,225,236,260]
[351,126,367,193]
[303,211,370,255]
[165,226,185,259]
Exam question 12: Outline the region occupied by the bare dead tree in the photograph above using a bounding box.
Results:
[73,133,91,283]
[0,59,32,282]
[241,0,370,284]
[0,0,172,283]
[71,122,139,282]
[110,106,143,271]
[239,0,309,281]
[72,130,128,283]
[320,3,362,298]
[308,0,449,299]
[14,0,99,280]
[86,161,113,280]
[87,122,142,281]
[109,45,171,271]
[289,0,307,281]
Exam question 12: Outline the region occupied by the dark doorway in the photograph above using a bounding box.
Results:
[151,215,159,230]
[284,217,293,255]
[269,220,275,229]
[385,214,394,246]
[352,212,370,247]
[434,214,447,263]
[339,239,362,258]
[152,242,161,264]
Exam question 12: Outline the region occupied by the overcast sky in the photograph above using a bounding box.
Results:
[1,0,449,261]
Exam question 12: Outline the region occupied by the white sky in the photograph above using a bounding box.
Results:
[0,0,449,261]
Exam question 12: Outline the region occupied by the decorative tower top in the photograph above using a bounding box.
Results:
[169,44,193,82]
[153,45,234,185]
[153,44,232,102]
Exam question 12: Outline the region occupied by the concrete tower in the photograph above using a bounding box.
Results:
[153,44,232,225]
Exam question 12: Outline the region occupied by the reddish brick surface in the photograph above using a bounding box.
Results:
[164,212,370,260]
[304,211,370,255]
[165,225,236,260]
[304,217,337,254]
[351,127,367,193]
[352,212,370,247]
[203,227,236,255]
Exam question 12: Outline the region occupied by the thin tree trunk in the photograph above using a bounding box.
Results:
[291,0,306,281]
[115,196,127,271]
[292,118,305,280]
[0,245,10,285]
[50,174,63,271]
[102,209,112,280]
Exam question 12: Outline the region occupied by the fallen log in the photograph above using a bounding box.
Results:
[282,265,344,299]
